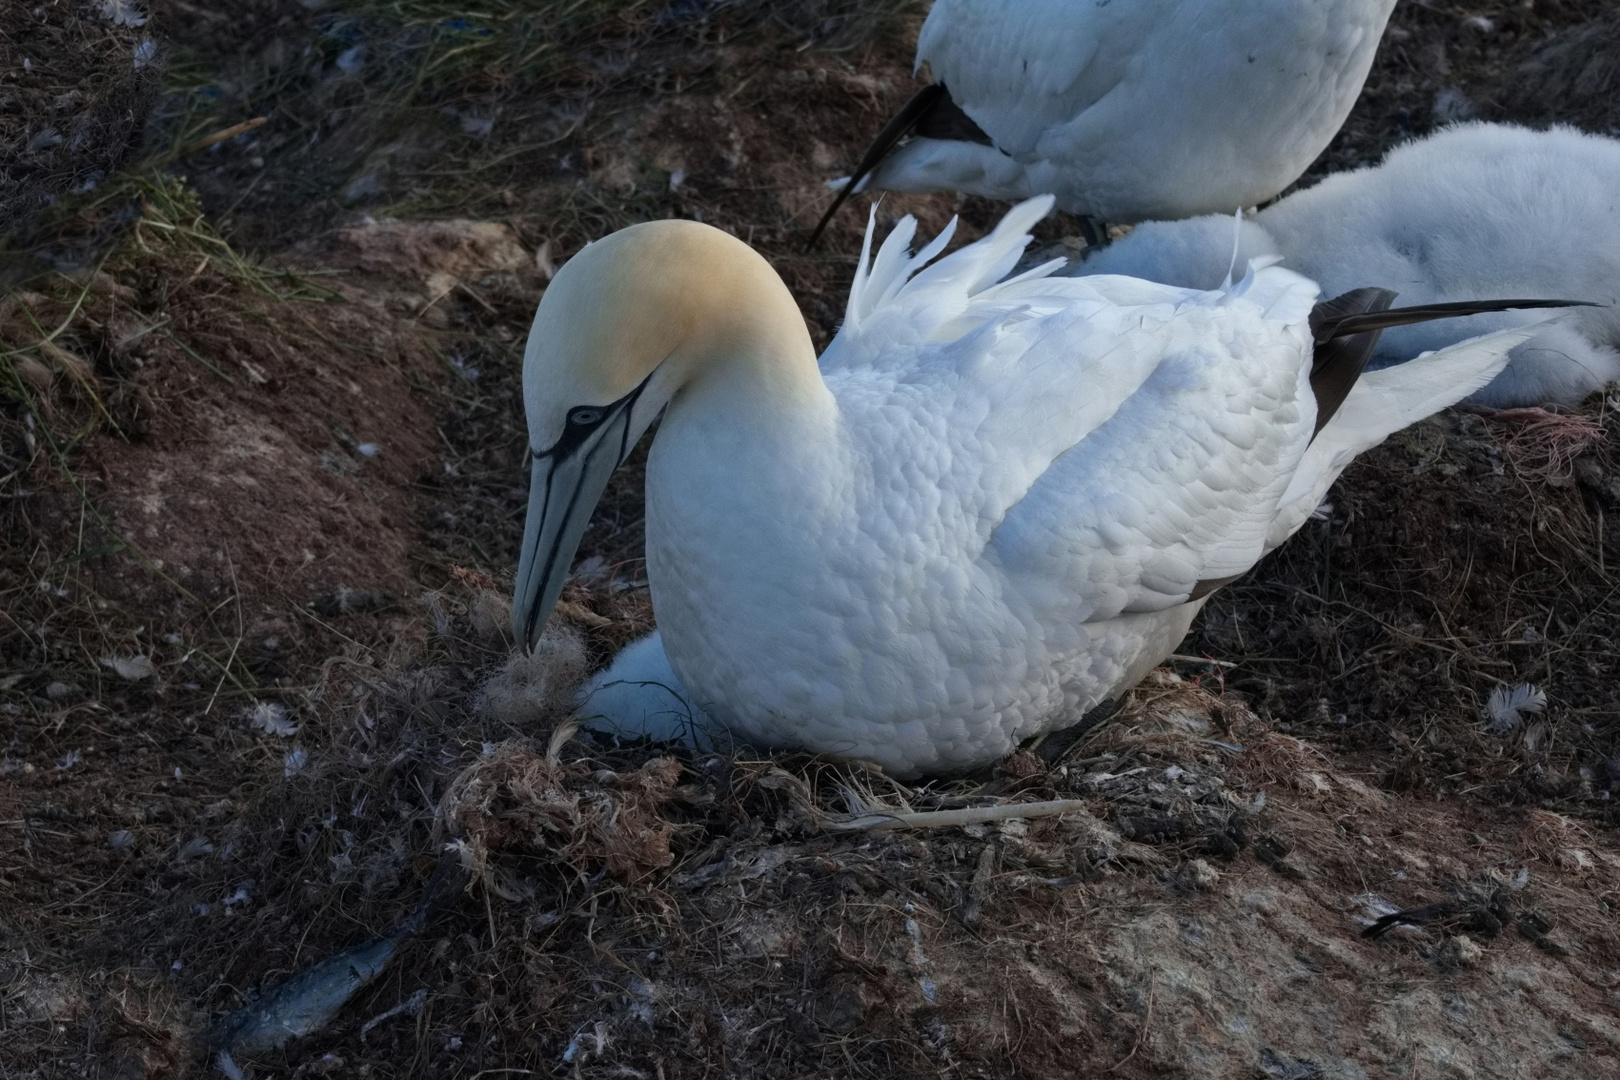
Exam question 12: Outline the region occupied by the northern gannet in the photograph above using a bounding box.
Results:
[810,0,1396,244]
[515,196,1563,777]
[1073,123,1620,408]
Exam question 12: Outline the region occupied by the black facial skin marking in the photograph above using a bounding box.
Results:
[520,375,653,647]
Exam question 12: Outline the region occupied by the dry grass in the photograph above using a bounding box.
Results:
[1482,406,1609,484]
[1202,401,1620,817]
[0,2,162,240]
[124,0,928,248]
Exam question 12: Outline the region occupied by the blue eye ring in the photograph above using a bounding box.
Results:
[569,407,603,426]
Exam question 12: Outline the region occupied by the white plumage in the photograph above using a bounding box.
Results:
[855,0,1395,223]
[1074,123,1620,407]
[519,197,1536,776]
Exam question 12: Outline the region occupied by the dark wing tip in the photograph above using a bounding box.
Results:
[805,176,861,252]
[804,83,956,252]
[1309,294,1599,438]
[1309,288,1397,436]
[1321,298,1600,343]
[1309,287,1397,346]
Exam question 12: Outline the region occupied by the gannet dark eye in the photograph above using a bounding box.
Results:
[569,406,604,426]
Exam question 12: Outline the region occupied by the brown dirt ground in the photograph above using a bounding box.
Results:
[2,1,1620,1078]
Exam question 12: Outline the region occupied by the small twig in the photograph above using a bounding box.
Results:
[161,330,235,383]
[456,280,499,314]
[820,797,1090,832]
[1166,653,1237,669]
[204,552,246,716]
[180,116,267,157]
[1107,975,1156,1072]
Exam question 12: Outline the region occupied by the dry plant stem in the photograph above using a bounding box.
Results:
[179,117,268,157]
[1167,653,1237,668]
[822,798,1090,832]
[1108,975,1157,1072]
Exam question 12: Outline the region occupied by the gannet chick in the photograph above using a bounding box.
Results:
[573,631,716,751]
[515,196,1559,777]
[810,0,1396,244]
[1075,124,1620,407]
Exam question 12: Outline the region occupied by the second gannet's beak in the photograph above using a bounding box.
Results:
[512,377,650,650]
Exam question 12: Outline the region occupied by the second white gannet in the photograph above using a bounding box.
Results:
[1074,123,1620,408]
[515,196,1561,777]
[811,0,1397,243]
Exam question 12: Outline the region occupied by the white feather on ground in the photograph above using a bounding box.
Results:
[1072,123,1620,407]
[1483,682,1547,735]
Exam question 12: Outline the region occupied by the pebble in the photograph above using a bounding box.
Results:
[1439,934,1482,970]
[1179,858,1220,891]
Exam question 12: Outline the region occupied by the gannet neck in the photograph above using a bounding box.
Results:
[513,219,831,649]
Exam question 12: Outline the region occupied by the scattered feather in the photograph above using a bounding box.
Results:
[1350,892,1401,931]
[562,1021,611,1064]
[1524,721,1549,752]
[247,701,298,737]
[26,127,63,153]
[96,0,147,26]
[177,837,213,861]
[101,654,155,681]
[1483,683,1546,734]
[284,748,309,778]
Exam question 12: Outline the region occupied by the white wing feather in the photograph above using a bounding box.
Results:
[823,200,1329,622]
[823,201,1525,633]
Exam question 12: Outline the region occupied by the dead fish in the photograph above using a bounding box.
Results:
[205,934,396,1057]
[203,851,468,1064]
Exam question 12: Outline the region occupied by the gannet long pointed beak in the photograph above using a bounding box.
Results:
[512,379,648,650]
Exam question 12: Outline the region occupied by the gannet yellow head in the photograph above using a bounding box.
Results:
[512,219,815,648]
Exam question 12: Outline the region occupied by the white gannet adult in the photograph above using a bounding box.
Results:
[809,0,1397,245]
[514,196,1566,778]
[1073,123,1620,408]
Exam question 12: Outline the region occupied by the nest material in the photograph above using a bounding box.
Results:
[440,743,685,884]
[1482,406,1608,484]
[476,625,589,727]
